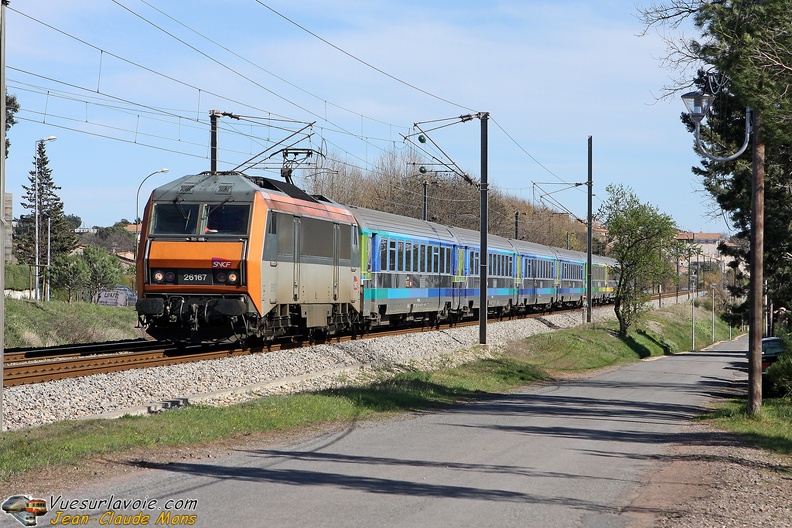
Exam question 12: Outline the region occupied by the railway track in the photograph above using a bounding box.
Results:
[1,322,463,387]
[2,341,252,387]
[4,338,159,363]
[1,302,619,388]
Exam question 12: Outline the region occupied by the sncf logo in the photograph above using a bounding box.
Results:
[212,258,233,268]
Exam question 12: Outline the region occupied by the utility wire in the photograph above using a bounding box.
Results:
[253,1,476,113]
[11,4,579,220]
[135,0,397,130]
[110,0,412,161]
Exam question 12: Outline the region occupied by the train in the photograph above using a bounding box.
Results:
[135,172,618,343]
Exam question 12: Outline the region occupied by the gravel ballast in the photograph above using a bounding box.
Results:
[4,309,607,431]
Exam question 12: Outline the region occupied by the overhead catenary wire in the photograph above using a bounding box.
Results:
[8,5,402,163]
[252,1,476,113]
[134,0,398,131]
[9,3,588,222]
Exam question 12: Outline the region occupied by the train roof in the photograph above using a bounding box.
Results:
[553,247,588,263]
[509,238,558,259]
[150,173,356,223]
[446,225,514,252]
[151,172,261,202]
[593,254,619,267]
[348,206,456,244]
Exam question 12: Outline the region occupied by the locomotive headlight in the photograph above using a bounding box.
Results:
[153,270,165,283]
[164,271,176,283]
[227,272,239,284]
[216,272,227,283]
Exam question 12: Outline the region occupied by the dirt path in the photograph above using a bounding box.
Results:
[627,422,791,527]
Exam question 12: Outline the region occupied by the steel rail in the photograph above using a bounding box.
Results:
[2,297,664,387]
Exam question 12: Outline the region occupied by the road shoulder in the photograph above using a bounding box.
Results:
[626,421,791,527]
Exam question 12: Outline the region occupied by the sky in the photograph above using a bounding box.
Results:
[3,0,729,234]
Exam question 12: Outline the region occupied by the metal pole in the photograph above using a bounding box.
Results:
[210,110,219,173]
[46,217,50,301]
[478,113,489,346]
[692,283,696,351]
[422,180,428,221]
[711,284,715,343]
[514,211,519,239]
[688,243,692,301]
[1,0,7,430]
[658,246,663,308]
[586,136,593,322]
[34,142,39,301]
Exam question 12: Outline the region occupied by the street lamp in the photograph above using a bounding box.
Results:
[135,168,170,261]
[682,89,764,414]
[682,91,751,162]
[33,135,56,301]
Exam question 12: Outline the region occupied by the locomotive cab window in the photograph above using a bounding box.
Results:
[151,203,200,235]
[150,202,250,236]
[204,204,250,235]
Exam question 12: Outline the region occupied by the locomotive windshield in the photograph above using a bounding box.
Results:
[205,204,249,235]
[150,202,250,236]
[151,203,200,234]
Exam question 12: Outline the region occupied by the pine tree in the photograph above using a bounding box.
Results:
[5,93,19,158]
[13,141,78,275]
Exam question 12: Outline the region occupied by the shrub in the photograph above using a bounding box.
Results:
[767,353,792,397]
[4,263,31,291]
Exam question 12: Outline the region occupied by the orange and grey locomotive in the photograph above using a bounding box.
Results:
[135,172,360,343]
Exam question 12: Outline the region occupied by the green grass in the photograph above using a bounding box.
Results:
[4,298,144,347]
[0,301,788,481]
[704,398,792,455]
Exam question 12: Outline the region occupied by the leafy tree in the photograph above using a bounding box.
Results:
[64,214,82,230]
[49,255,89,303]
[79,225,135,254]
[82,246,123,303]
[5,92,19,158]
[597,184,678,336]
[13,141,79,271]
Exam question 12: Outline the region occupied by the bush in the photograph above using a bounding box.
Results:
[767,353,792,397]
[4,263,31,291]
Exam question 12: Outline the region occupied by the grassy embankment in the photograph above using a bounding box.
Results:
[0,298,789,481]
[4,298,146,347]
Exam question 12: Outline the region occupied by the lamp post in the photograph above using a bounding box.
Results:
[691,274,696,351]
[34,136,56,301]
[682,90,764,415]
[135,168,170,262]
[711,283,716,343]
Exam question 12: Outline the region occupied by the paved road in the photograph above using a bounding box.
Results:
[35,336,748,528]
